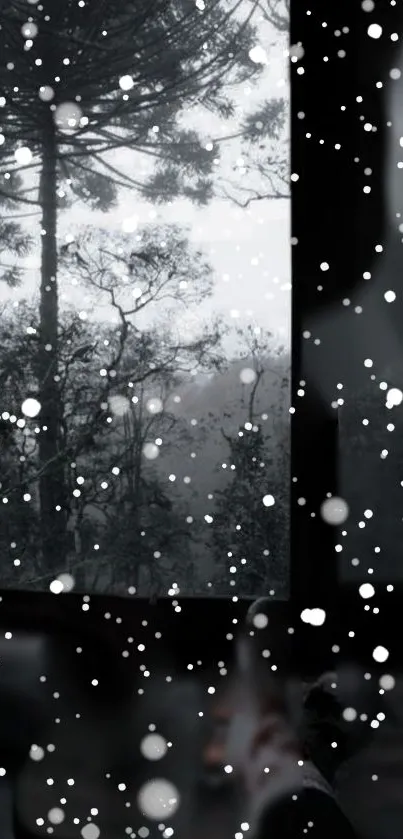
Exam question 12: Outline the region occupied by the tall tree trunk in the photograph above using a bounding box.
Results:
[38,125,66,574]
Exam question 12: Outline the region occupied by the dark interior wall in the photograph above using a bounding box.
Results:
[292,0,403,594]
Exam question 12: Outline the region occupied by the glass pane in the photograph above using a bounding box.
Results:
[0,0,290,598]
[338,35,403,585]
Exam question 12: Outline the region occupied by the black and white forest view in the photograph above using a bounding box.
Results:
[0,0,290,598]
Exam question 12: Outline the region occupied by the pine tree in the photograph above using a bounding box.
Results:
[212,330,289,596]
[0,182,34,286]
[0,0,258,571]
[218,0,289,206]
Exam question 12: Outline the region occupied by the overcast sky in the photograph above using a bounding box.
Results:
[1,18,290,351]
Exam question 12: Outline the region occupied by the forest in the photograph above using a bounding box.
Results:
[0,0,290,597]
